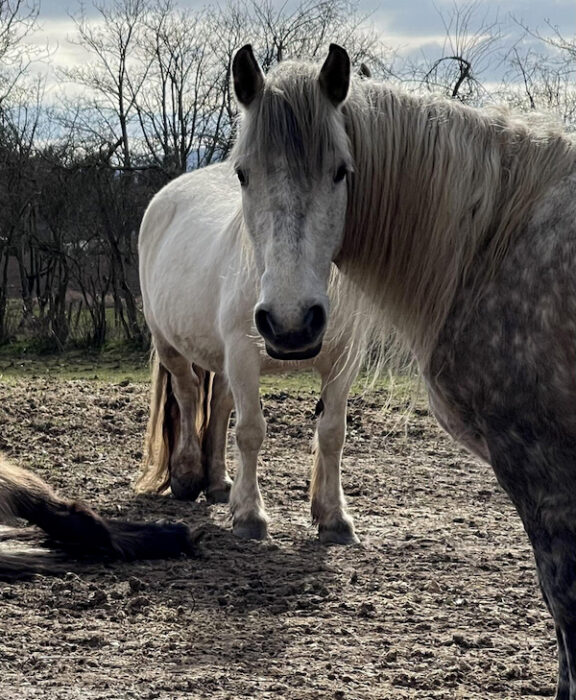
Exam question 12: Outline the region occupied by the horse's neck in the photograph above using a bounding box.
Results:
[341,83,576,365]
[233,209,259,288]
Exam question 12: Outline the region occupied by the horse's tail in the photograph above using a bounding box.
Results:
[135,350,174,494]
[135,349,212,495]
[0,550,59,579]
[0,455,201,579]
[196,366,212,451]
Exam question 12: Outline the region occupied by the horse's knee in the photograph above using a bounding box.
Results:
[316,420,346,454]
[235,416,266,454]
[316,402,346,447]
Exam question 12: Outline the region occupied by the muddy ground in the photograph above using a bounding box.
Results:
[0,376,558,699]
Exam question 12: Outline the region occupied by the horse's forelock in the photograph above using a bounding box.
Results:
[233,60,351,179]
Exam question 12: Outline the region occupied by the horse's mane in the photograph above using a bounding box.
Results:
[341,80,576,365]
[233,58,576,369]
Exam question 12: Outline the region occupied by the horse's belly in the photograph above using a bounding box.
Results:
[178,338,225,373]
[148,307,226,373]
[426,381,490,463]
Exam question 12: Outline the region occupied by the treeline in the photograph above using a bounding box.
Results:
[0,0,574,349]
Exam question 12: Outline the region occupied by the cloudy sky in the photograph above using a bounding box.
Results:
[29,0,574,95]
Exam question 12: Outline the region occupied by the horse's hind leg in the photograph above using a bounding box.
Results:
[310,363,358,545]
[489,436,576,699]
[156,344,205,500]
[226,342,268,540]
[203,373,234,504]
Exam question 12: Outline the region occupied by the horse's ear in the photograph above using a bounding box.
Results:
[359,63,371,79]
[319,44,350,107]
[233,44,265,108]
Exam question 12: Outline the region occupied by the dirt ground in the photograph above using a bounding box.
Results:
[0,376,558,700]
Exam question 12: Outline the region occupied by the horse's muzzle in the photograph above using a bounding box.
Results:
[264,342,323,361]
[255,304,326,359]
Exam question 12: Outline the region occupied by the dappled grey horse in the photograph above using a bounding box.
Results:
[231,43,576,698]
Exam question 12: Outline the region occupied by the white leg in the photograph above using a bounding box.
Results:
[226,343,268,539]
[203,373,234,504]
[311,360,358,544]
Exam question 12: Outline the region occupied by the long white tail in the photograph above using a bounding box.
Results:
[135,352,174,493]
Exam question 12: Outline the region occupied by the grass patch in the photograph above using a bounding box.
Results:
[0,345,150,383]
[0,346,423,405]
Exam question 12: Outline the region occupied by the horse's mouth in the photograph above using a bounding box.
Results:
[265,342,323,361]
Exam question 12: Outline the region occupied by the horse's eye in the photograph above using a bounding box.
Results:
[334,164,348,184]
[236,168,248,187]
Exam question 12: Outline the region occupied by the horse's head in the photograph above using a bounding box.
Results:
[232,44,351,360]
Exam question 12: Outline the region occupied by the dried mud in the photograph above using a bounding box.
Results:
[0,377,557,699]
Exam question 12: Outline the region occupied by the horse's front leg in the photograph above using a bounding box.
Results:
[203,373,234,504]
[226,344,268,539]
[489,432,576,700]
[311,366,358,545]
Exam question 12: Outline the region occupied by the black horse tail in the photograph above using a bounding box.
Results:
[0,455,201,579]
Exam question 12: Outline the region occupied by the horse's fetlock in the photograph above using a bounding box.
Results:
[170,472,205,501]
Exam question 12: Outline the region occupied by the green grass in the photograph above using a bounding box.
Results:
[0,345,150,383]
[0,345,422,404]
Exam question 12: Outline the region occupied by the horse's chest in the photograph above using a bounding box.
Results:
[427,214,576,448]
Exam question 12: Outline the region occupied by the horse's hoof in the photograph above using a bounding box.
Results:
[205,484,231,505]
[170,476,204,501]
[318,523,359,545]
[233,518,269,540]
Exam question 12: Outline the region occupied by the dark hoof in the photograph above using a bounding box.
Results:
[206,485,231,505]
[233,518,269,540]
[318,523,359,545]
[170,475,204,501]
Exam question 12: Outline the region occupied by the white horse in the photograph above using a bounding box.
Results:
[136,162,364,544]
[231,44,576,697]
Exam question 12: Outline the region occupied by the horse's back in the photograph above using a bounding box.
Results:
[139,163,240,277]
[139,163,247,370]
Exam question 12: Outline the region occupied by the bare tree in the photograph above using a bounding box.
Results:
[0,0,39,106]
[413,1,503,102]
[213,0,391,73]
[505,20,576,131]
[131,0,224,175]
[64,0,152,169]
[206,0,394,157]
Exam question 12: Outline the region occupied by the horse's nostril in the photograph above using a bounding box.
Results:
[255,308,278,341]
[303,305,326,335]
